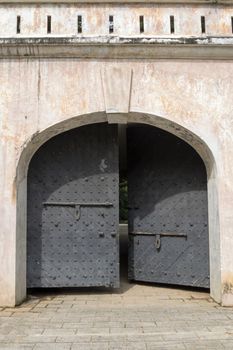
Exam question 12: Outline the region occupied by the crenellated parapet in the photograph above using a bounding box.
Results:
[0,3,233,37]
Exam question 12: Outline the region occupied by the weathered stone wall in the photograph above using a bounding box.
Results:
[0,3,232,37]
[0,1,233,307]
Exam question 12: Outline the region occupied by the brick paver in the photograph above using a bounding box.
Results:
[1,275,233,349]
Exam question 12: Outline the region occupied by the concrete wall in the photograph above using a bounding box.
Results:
[0,59,232,306]
[0,2,233,307]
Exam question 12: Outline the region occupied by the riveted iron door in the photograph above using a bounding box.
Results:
[27,123,119,288]
[128,126,209,288]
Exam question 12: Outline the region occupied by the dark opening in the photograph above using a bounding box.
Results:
[119,176,128,223]
[119,125,128,224]
[16,16,21,34]
[201,16,206,34]
[170,15,175,34]
[118,125,128,283]
[109,15,114,34]
[139,15,144,33]
[231,17,233,34]
[47,16,51,34]
[77,15,82,34]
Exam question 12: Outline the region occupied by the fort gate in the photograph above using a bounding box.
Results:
[0,0,233,307]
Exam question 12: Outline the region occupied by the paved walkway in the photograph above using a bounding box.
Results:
[1,273,233,350]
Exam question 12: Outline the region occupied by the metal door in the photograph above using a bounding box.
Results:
[27,123,119,288]
[127,125,209,288]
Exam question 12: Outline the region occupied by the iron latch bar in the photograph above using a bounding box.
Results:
[129,231,187,250]
[43,201,113,220]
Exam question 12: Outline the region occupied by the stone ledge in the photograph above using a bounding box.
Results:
[0,36,233,59]
[0,0,231,3]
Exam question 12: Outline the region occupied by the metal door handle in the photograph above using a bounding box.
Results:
[155,234,161,250]
[155,232,187,251]
[75,204,81,220]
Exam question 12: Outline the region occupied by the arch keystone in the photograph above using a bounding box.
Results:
[101,67,132,123]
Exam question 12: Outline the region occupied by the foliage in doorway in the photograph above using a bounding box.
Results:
[120,176,128,223]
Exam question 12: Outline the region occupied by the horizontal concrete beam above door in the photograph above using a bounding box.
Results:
[1,36,233,59]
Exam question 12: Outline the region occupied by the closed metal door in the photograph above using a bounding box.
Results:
[27,123,119,288]
[127,125,209,288]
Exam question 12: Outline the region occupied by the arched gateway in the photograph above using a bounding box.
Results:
[2,0,233,307]
[27,123,209,289]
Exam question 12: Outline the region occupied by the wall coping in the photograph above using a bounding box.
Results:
[0,36,233,59]
[0,0,232,4]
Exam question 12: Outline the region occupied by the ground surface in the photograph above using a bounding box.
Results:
[1,272,233,350]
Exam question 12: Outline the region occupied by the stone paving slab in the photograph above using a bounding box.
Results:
[0,280,233,349]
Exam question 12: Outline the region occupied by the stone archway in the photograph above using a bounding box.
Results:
[14,111,219,306]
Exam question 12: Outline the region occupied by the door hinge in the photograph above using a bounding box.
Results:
[43,201,113,220]
[130,231,187,250]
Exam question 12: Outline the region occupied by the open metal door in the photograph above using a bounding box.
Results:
[127,125,209,288]
[27,123,119,288]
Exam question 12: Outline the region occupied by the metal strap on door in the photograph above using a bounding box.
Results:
[129,231,187,250]
[43,201,113,220]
